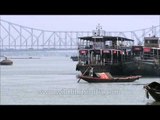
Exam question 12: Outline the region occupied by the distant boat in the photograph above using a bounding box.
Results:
[0,57,13,65]
[144,82,160,102]
[70,56,78,61]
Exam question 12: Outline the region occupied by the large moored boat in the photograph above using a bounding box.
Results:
[76,24,160,76]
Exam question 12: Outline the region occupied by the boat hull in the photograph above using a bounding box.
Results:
[122,61,160,76]
[78,75,141,83]
[76,61,160,76]
[0,60,13,65]
[76,64,123,75]
[144,82,160,102]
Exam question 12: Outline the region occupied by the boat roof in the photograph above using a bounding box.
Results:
[144,37,160,40]
[78,36,134,42]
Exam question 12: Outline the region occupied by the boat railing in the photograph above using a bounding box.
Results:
[78,45,93,49]
[78,55,134,66]
[78,45,132,50]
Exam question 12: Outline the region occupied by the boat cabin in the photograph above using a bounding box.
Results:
[78,24,134,65]
[144,36,160,48]
[143,36,160,61]
[131,36,160,62]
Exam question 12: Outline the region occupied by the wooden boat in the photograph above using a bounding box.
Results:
[0,57,13,65]
[70,56,78,61]
[77,72,141,83]
[144,82,160,102]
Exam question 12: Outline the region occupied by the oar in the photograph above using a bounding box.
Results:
[146,90,149,99]
[144,85,149,99]
[77,66,91,83]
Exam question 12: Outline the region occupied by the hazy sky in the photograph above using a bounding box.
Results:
[1,15,160,32]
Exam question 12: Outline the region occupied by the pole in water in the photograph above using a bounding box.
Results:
[77,66,91,83]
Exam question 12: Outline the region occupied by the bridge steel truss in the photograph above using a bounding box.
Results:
[0,19,160,50]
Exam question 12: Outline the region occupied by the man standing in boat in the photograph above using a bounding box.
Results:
[89,67,94,77]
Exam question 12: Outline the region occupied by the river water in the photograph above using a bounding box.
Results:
[0,50,160,105]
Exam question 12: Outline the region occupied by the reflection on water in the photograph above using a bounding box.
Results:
[1,51,160,105]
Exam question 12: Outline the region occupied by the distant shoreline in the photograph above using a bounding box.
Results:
[0,49,77,52]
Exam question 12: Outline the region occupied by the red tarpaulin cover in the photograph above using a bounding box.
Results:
[80,50,88,54]
[103,50,110,53]
[143,47,151,52]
